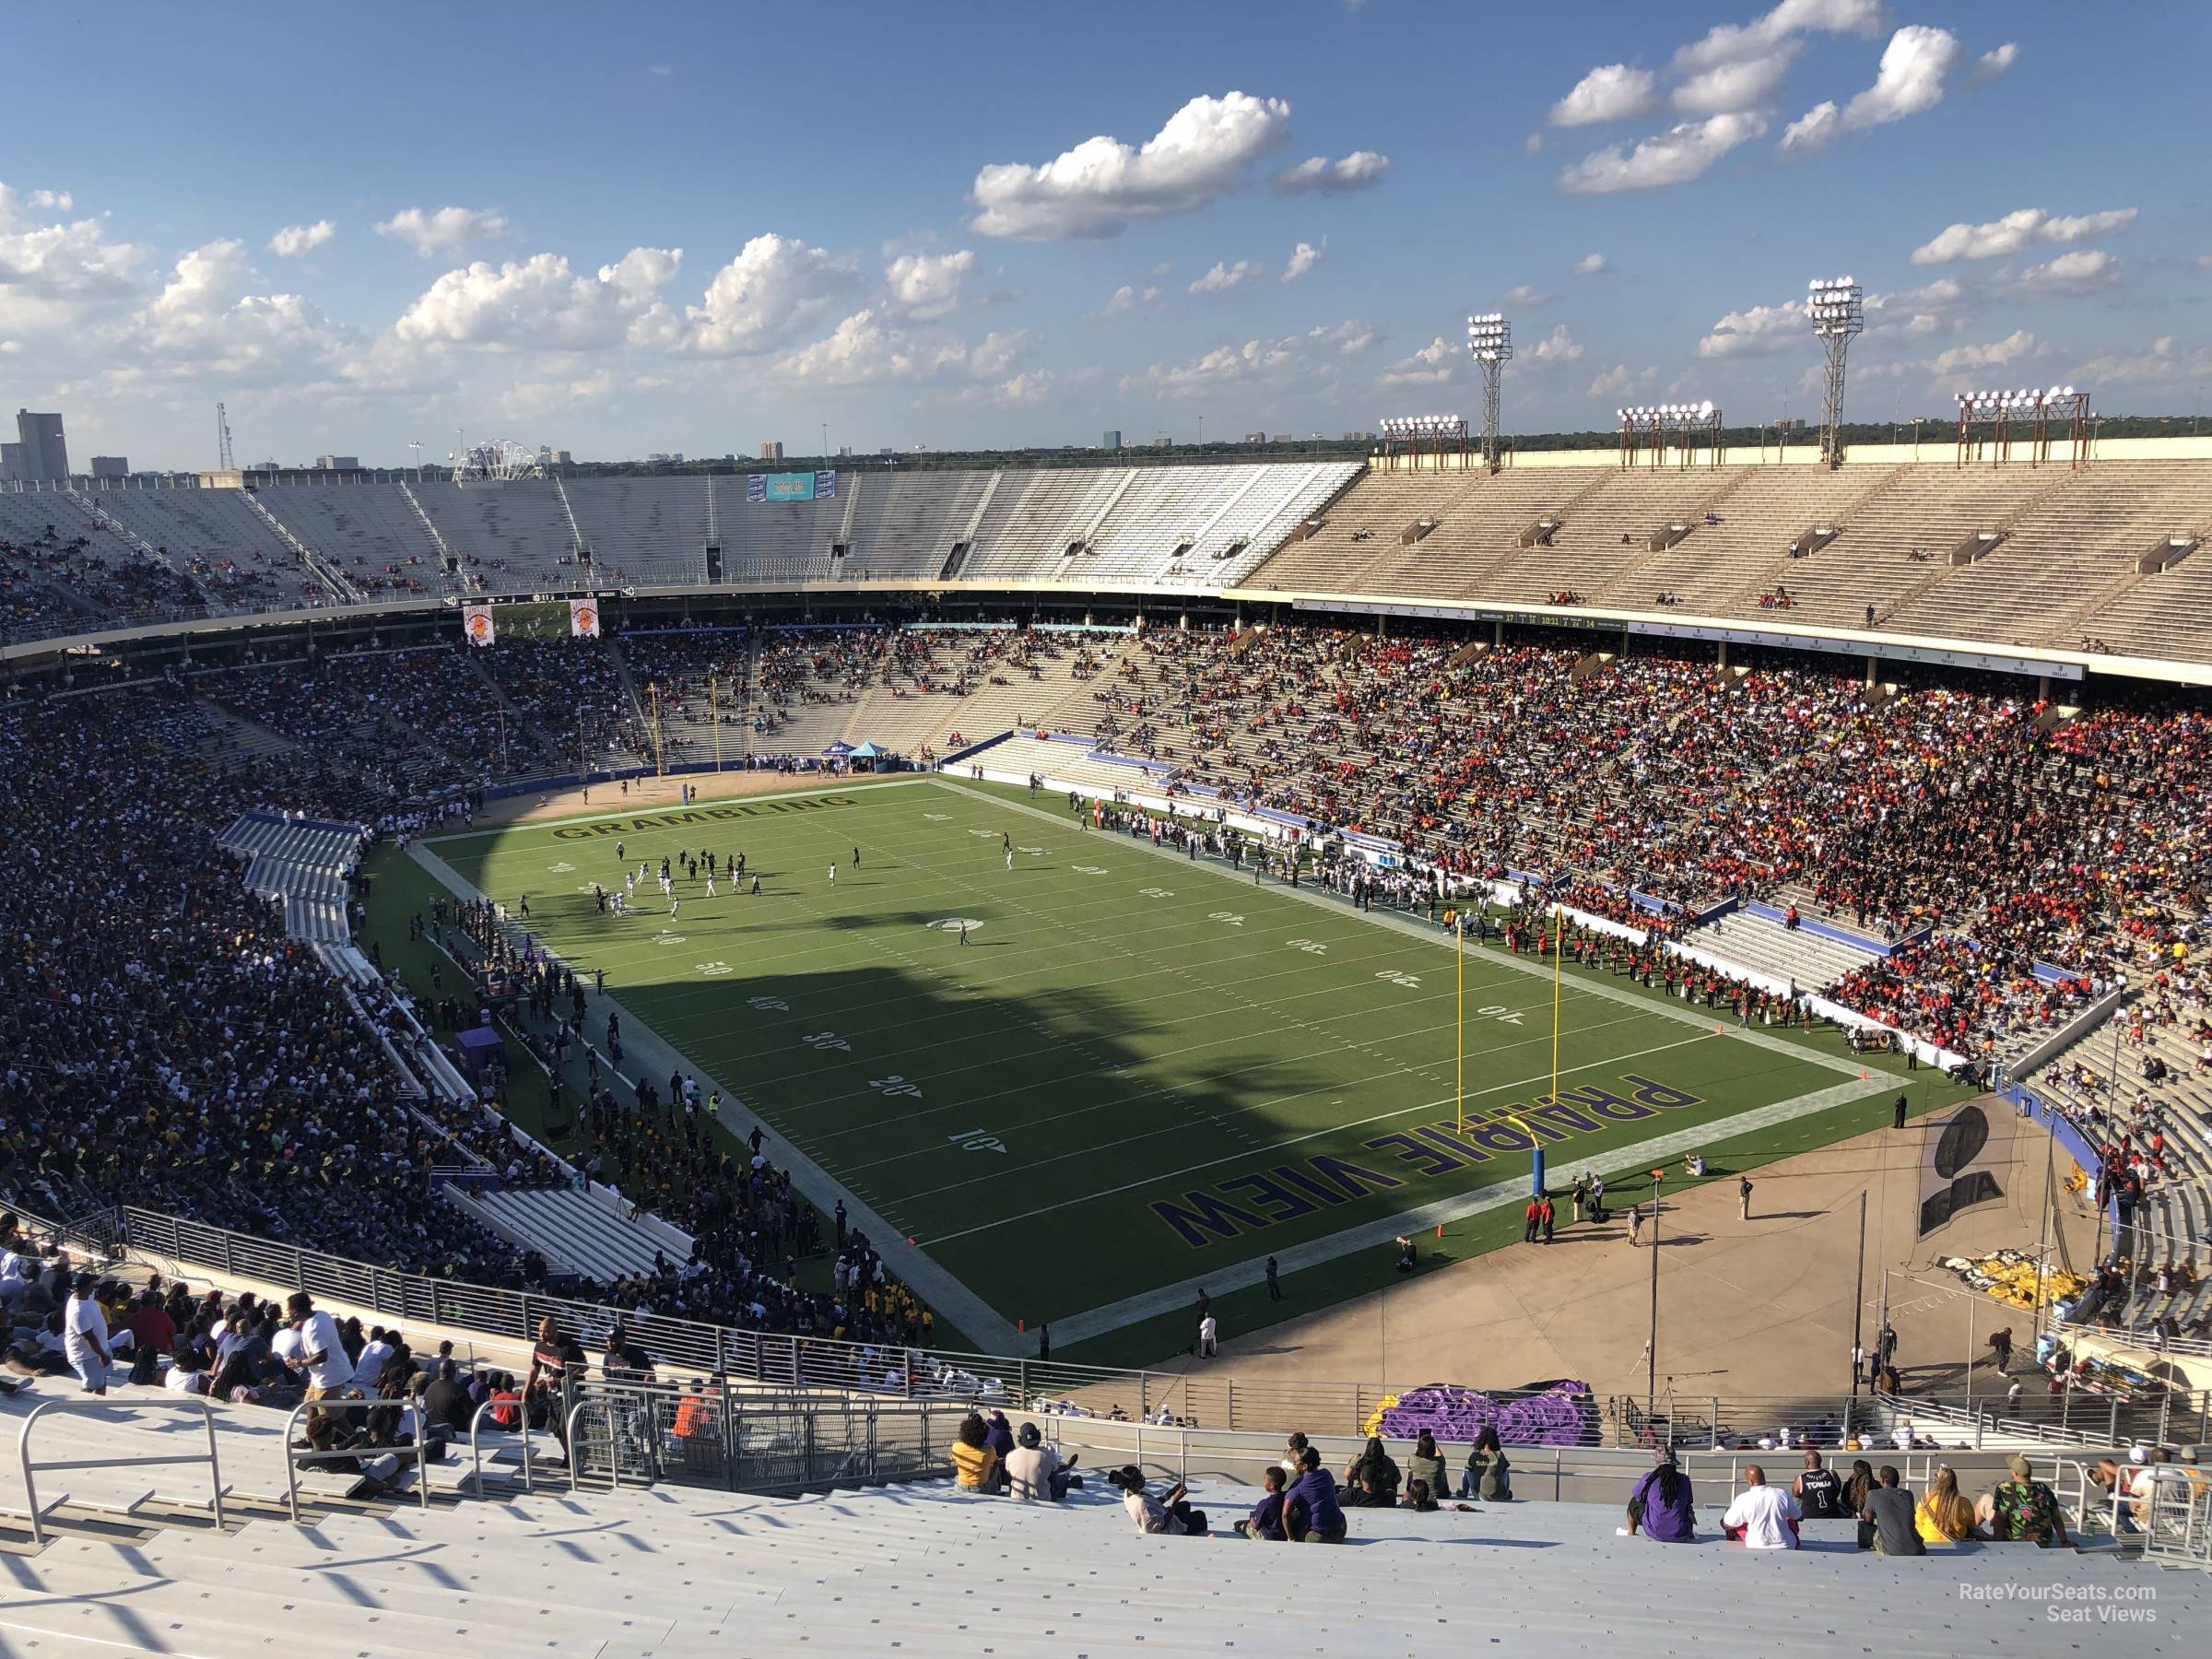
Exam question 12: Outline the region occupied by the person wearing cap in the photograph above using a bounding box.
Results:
[1985,1454,2068,1547]
[1005,1421,1075,1502]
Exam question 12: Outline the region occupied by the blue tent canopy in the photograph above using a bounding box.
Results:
[848,741,885,759]
[821,740,854,757]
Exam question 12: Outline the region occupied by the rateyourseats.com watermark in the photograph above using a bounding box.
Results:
[1960,1583,2159,1624]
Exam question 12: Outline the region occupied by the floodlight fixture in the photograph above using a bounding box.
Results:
[1806,274,1865,467]
[1465,312,1513,472]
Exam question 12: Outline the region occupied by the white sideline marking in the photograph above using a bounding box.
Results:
[1041,1071,1894,1347]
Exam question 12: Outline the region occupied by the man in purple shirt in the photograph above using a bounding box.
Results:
[1624,1449,1697,1542]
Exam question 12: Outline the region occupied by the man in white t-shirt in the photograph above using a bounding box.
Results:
[62,1272,112,1394]
[1721,1465,1801,1548]
[286,1291,355,1442]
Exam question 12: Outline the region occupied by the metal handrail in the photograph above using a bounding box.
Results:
[12,1396,225,1548]
[67,1197,2212,1450]
[466,1395,536,1495]
[281,1395,430,1522]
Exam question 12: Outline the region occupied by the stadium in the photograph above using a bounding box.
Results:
[5,6,2212,1653]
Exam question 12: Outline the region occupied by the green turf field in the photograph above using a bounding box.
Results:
[414,773,1918,1348]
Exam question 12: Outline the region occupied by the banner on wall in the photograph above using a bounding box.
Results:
[462,604,496,648]
[1917,1099,2013,1237]
[569,598,601,638]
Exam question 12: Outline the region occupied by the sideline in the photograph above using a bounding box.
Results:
[425,772,935,844]
[403,837,1023,1355]
[1037,1070,1892,1347]
[932,778,1881,1081]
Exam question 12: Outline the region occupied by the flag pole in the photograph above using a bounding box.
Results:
[1455,913,1465,1135]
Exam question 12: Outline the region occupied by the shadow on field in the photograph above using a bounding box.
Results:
[586,950,1347,1327]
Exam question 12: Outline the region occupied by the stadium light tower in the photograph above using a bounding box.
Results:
[1806,276,1864,469]
[1466,313,1512,474]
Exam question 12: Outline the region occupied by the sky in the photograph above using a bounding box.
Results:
[1,0,2206,469]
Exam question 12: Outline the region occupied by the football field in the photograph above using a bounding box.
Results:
[418,774,1896,1350]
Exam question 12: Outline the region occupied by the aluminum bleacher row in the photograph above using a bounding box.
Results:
[216,809,364,943]
[1,1340,2203,1659]
[1241,457,2212,653]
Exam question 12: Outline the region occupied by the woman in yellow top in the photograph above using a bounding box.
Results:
[950,1412,999,1491]
[1913,1464,1982,1543]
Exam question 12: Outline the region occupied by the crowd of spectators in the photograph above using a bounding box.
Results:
[1076,625,2207,1053]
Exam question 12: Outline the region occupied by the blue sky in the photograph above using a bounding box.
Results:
[1,0,2205,467]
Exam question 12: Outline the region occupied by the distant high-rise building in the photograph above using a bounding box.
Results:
[1100,429,1123,450]
[15,410,68,481]
[759,441,784,462]
[1242,431,1268,444]
[839,444,853,458]
[89,455,130,478]
[312,454,360,471]
[1341,429,1371,441]
[551,450,572,465]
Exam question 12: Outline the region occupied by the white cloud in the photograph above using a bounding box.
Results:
[2070,334,2212,388]
[1673,0,1886,75]
[773,310,1025,389]
[1557,112,1766,194]
[1587,363,1655,399]
[1549,65,1660,127]
[1500,284,1550,305]
[1528,323,1583,363]
[1673,45,1799,115]
[0,182,149,333]
[884,249,976,319]
[267,220,335,258]
[992,369,1053,406]
[1381,335,1455,386]
[1781,25,1962,151]
[1571,253,1611,275]
[683,233,856,354]
[131,239,347,381]
[1089,282,1162,318]
[1966,41,2018,88]
[373,206,510,256]
[1781,102,1841,151]
[1932,329,2036,375]
[1282,241,1324,284]
[1911,206,2136,264]
[1698,298,1802,358]
[774,308,962,387]
[393,248,682,350]
[2016,248,2120,293]
[969,91,1291,239]
[1273,150,1392,194]
[1134,319,1375,397]
[1189,259,1262,294]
